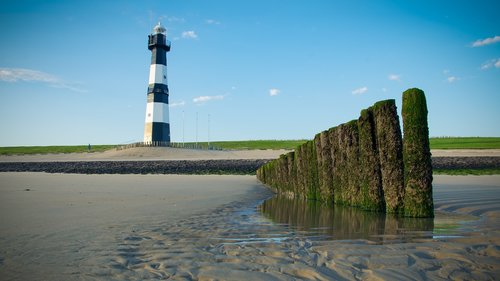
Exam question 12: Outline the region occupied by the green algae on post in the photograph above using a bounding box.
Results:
[358,108,385,211]
[372,99,405,214]
[402,88,434,218]
[256,88,434,218]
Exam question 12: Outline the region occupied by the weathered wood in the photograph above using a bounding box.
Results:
[402,88,434,218]
[256,89,433,218]
[372,99,405,214]
[358,108,385,211]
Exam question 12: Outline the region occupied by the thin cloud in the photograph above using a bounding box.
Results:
[481,58,500,70]
[206,19,221,25]
[388,74,401,81]
[0,67,86,92]
[472,35,500,47]
[352,86,368,95]
[447,76,458,83]
[269,88,280,96]
[166,16,185,23]
[169,100,185,108]
[182,31,198,39]
[150,12,185,24]
[193,95,223,103]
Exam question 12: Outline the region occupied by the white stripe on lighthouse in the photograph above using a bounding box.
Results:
[145,102,170,123]
[149,64,168,85]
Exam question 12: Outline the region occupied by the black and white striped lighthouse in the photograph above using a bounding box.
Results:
[144,22,171,145]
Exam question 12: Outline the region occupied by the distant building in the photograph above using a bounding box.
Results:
[143,22,171,145]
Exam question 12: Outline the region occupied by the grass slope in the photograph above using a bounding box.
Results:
[433,168,500,176]
[184,140,308,150]
[430,137,500,149]
[0,145,116,155]
[1,137,499,156]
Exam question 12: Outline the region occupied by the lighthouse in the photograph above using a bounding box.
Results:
[144,22,171,145]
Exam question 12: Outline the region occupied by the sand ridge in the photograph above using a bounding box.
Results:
[0,147,291,162]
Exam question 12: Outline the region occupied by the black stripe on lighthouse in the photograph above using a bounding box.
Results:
[148,83,169,94]
[147,92,169,103]
[151,49,166,65]
[151,123,170,141]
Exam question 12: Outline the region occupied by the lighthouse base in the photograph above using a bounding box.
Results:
[144,122,170,146]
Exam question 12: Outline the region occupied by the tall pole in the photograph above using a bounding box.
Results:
[182,110,185,147]
[208,114,211,149]
[195,111,198,149]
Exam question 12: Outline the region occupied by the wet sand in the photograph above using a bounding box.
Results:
[0,173,499,280]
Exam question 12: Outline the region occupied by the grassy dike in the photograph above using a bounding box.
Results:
[430,137,500,149]
[0,145,116,155]
[433,168,500,175]
[1,138,499,156]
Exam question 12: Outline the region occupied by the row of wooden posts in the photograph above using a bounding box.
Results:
[257,88,434,218]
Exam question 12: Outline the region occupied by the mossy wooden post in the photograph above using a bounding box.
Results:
[315,130,333,203]
[257,161,267,183]
[295,144,306,198]
[340,121,361,207]
[402,88,434,218]
[278,153,289,192]
[358,107,385,211]
[261,162,270,186]
[334,125,347,205]
[305,140,319,200]
[259,162,266,182]
[373,99,404,214]
[314,134,324,200]
[348,120,361,207]
[291,150,300,197]
[328,127,341,205]
[330,123,358,206]
[286,151,296,197]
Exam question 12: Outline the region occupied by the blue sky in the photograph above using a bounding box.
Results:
[0,0,499,146]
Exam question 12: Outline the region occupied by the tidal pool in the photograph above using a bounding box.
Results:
[259,193,477,243]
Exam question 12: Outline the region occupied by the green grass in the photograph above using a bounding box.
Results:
[187,137,500,150]
[429,137,500,149]
[180,140,308,150]
[433,168,500,176]
[1,137,500,156]
[0,145,117,155]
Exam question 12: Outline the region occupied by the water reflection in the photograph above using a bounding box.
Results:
[259,194,435,243]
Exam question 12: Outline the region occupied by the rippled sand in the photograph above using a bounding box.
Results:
[0,173,499,280]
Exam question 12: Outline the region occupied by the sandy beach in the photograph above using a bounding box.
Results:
[2,147,499,162]
[0,172,499,280]
[0,147,291,162]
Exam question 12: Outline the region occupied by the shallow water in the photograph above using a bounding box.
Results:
[259,194,478,243]
[73,190,479,280]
